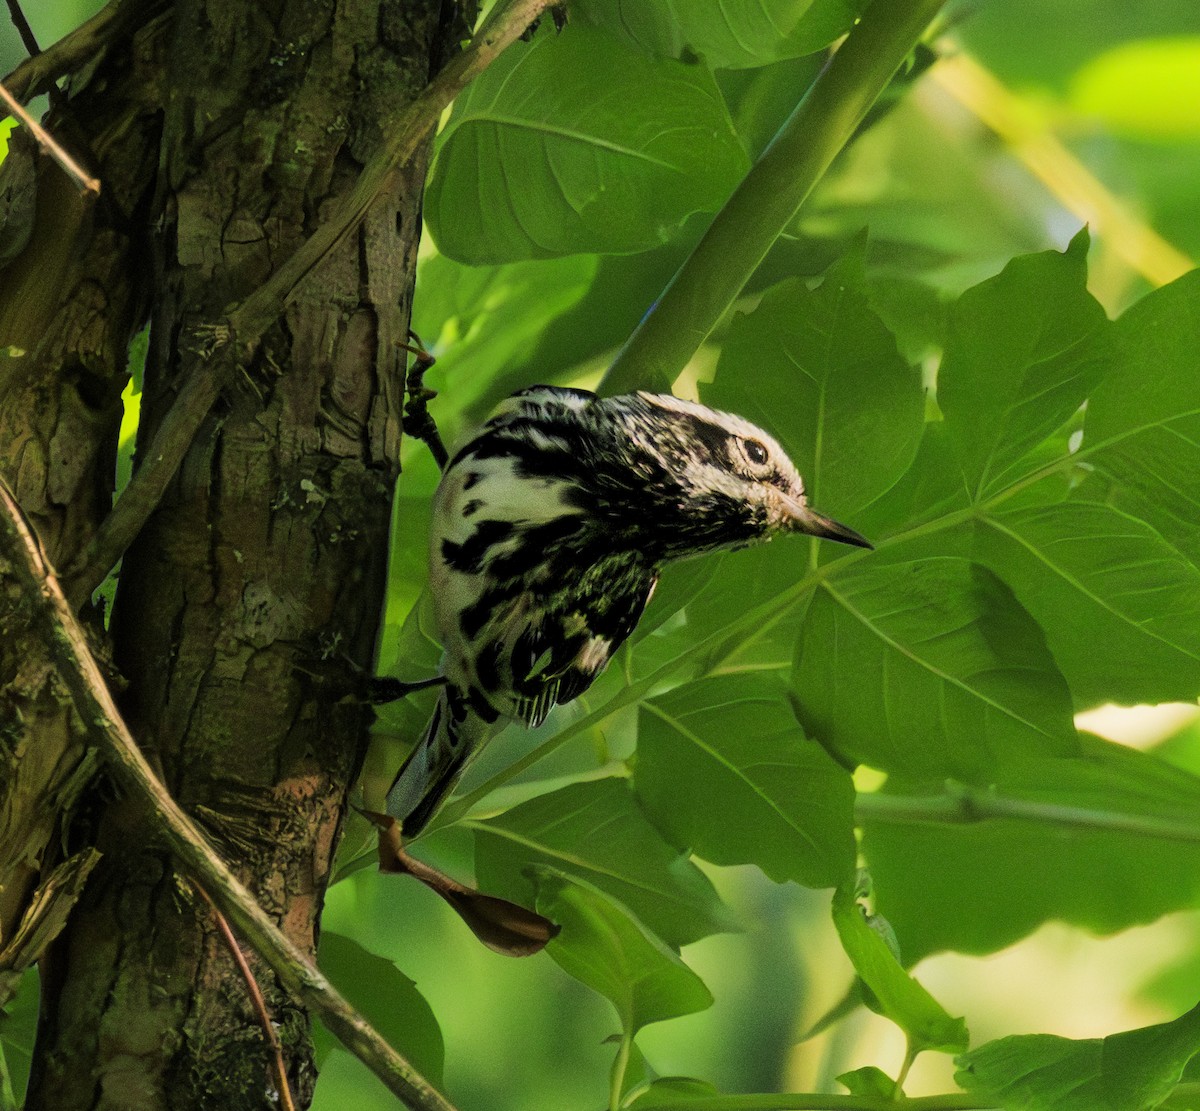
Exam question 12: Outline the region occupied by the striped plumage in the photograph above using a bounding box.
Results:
[385,386,871,836]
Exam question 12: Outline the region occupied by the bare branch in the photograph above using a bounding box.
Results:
[0,82,99,195]
[2,0,164,104]
[4,0,41,58]
[0,477,458,1111]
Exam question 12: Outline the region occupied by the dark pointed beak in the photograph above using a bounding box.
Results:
[784,498,873,549]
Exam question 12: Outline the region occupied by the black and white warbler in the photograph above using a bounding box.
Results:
[384,386,871,836]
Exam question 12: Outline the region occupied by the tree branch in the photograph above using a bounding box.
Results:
[598,0,948,395]
[1,0,164,103]
[0,477,458,1111]
[0,81,99,194]
[64,0,564,603]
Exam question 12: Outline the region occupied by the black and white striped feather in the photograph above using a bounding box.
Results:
[385,387,870,836]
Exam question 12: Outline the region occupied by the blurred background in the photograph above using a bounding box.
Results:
[5,2,1200,1108]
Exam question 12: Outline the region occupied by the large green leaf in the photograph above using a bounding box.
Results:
[937,232,1110,498]
[537,874,713,1034]
[1085,269,1200,565]
[572,0,869,69]
[831,886,969,1054]
[635,674,855,888]
[425,25,747,263]
[793,557,1079,780]
[975,499,1200,707]
[956,1000,1200,1111]
[704,257,924,518]
[314,932,444,1087]
[861,735,1200,962]
[472,778,734,948]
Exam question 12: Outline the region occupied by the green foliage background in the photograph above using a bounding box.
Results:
[7,3,1200,1110]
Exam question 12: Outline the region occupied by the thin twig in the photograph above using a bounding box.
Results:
[66,0,562,604]
[193,883,297,1111]
[2,0,163,104]
[0,81,99,194]
[0,478,458,1111]
[4,0,40,57]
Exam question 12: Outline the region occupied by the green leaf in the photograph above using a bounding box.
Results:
[861,735,1200,962]
[956,1000,1200,1111]
[472,778,735,947]
[425,25,747,264]
[793,557,1079,780]
[937,232,1110,498]
[635,674,855,888]
[537,874,713,1034]
[837,1065,900,1098]
[974,499,1200,707]
[831,886,969,1054]
[627,1076,721,1107]
[410,250,599,427]
[572,0,869,69]
[704,259,924,518]
[1085,269,1200,565]
[314,932,444,1086]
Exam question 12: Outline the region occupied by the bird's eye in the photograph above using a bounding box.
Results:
[743,438,769,466]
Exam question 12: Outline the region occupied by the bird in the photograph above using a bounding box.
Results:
[382,386,871,837]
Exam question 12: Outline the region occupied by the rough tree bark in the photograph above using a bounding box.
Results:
[0,1,458,1108]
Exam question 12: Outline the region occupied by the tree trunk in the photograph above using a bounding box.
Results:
[19,2,453,1107]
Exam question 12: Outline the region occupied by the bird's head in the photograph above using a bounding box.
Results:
[599,392,872,559]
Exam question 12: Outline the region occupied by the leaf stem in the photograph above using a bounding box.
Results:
[610,1030,634,1111]
[856,783,1200,844]
[599,0,948,395]
[630,1093,992,1110]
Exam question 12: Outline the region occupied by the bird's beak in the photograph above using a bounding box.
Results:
[782,496,873,549]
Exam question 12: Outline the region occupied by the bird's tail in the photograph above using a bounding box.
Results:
[385,686,497,838]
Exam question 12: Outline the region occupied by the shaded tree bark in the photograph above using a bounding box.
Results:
[0,1,458,1107]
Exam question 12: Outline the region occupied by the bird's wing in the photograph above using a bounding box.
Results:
[505,564,659,728]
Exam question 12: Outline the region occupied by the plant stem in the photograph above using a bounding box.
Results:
[630,1093,992,1110]
[599,0,948,395]
[610,1030,634,1111]
[856,784,1200,844]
